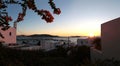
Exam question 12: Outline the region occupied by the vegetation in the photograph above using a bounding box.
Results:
[0,44,90,66]
[81,59,120,66]
[0,0,61,31]
[1,43,120,66]
[92,37,101,50]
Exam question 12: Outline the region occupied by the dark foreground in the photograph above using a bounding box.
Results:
[1,44,120,66]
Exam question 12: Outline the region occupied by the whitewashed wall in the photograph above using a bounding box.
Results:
[90,47,104,62]
[101,17,120,60]
[40,40,56,51]
[0,27,16,44]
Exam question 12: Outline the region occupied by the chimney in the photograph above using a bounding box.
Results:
[14,21,17,29]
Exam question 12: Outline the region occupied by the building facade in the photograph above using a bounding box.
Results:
[91,17,120,62]
[101,17,120,60]
[0,27,16,45]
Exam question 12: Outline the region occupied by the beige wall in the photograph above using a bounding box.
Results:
[90,48,104,62]
[0,27,16,44]
[101,17,120,60]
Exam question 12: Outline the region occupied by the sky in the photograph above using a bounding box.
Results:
[7,0,120,36]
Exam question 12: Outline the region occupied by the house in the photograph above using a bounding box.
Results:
[77,38,91,46]
[40,39,56,51]
[101,17,120,60]
[91,17,120,62]
[0,27,16,45]
[17,36,57,51]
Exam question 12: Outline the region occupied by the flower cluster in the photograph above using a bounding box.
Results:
[0,16,11,30]
[38,10,54,23]
[48,0,61,15]
[0,0,61,30]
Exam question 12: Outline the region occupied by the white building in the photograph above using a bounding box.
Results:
[17,36,57,51]
[0,27,16,45]
[77,39,90,46]
[101,17,120,60]
[40,39,56,51]
[91,17,120,61]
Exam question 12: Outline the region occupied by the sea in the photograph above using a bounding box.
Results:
[53,36,88,44]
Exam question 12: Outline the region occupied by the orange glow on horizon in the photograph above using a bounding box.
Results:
[17,31,101,37]
[17,21,101,36]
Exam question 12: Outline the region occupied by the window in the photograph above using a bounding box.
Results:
[9,32,12,36]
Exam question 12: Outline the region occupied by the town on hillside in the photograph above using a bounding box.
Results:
[1,0,120,66]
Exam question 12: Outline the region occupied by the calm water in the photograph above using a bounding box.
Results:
[53,37,88,44]
[17,36,88,45]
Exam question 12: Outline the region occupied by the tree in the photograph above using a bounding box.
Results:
[0,0,61,31]
[68,46,90,65]
[92,37,101,50]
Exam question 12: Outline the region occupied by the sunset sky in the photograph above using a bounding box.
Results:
[8,0,120,36]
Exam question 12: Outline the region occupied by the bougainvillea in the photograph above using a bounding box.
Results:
[0,0,61,30]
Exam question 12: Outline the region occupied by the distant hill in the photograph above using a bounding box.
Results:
[27,34,59,37]
[17,35,27,37]
[17,34,83,38]
[70,36,81,38]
